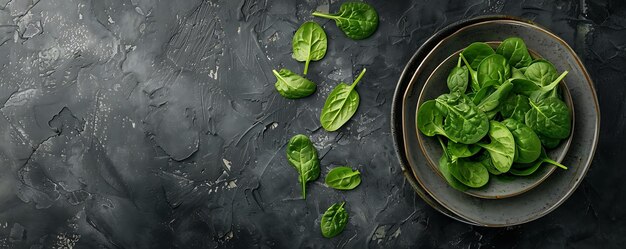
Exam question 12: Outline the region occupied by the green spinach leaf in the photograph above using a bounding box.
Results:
[292,21,328,75]
[502,118,541,163]
[510,148,567,176]
[286,134,320,198]
[449,158,490,188]
[524,60,557,86]
[538,134,561,149]
[477,121,516,173]
[496,37,533,68]
[435,93,489,144]
[525,96,572,139]
[447,57,469,94]
[447,140,481,160]
[320,69,366,131]
[437,137,469,191]
[477,80,513,113]
[417,100,447,137]
[273,69,317,99]
[461,42,495,70]
[477,54,511,88]
[325,167,361,190]
[500,94,531,122]
[312,2,378,40]
[321,202,348,238]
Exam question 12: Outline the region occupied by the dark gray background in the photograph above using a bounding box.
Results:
[0,0,623,248]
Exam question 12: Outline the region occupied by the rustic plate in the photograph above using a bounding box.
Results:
[415,42,575,199]
[392,16,600,226]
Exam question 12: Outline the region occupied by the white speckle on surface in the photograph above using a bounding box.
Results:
[78,13,83,20]
[222,158,232,171]
[107,16,115,24]
[209,65,219,80]
[227,180,237,189]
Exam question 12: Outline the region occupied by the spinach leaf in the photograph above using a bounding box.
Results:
[477,54,510,88]
[477,152,503,175]
[273,69,317,99]
[447,57,469,94]
[477,80,513,113]
[525,96,572,139]
[500,94,531,122]
[459,53,480,92]
[447,140,481,160]
[435,93,489,144]
[538,134,561,149]
[417,100,447,137]
[477,121,516,173]
[502,118,541,163]
[312,2,378,40]
[511,67,527,79]
[449,158,490,188]
[510,78,540,96]
[292,21,328,75]
[524,60,557,86]
[471,84,495,105]
[510,148,567,176]
[528,71,568,102]
[321,202,349,238]
[437,137,469,191]
[496,37,533,68]
[286,134,320,199]
[325,167,361,190]
[461,42,495,70]
[320,69,366,131]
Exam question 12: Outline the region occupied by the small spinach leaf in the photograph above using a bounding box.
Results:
[273,69,317,99]
[525,96,572,139]
[447,140,481,160]
[325,167,361,190]
[321,202,349,238]
[447,58,469,94]
[320,69,366,131]
[496,37,533,68]
[417,100,447,137]
[292,21,328,75]
[286,134,320,199]
[524,60,557,86]
[477,54,511,88]
[449,158,490,188]
[500,94,531,123]
[312,2,378,40]
[477,121,516,173]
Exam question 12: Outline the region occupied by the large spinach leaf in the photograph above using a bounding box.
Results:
[477,54,511,88]
[525,96,571,139]
[435,93,489,144]
[320,69,366,131]
[286,134,320,199]
[292,21,328,75]
[502,118,541,163]
[273,69,317,99]
[500,94,531,123]
[496,37,533,68]
[477,121,516,173]
[524,60,557,86]
[312,2,378,40]
[461,42,495,69]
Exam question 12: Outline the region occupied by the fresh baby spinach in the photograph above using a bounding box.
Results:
[477,54,511,88]
[286,134,320,199]
[502,118,541,163]
[477,80,513,113]
[292,21,328,75]
[273,69,317,99]
[435,93,490,144]
[496,37,533,68]
[477,121,516,173]
[325,167,361,190]
[525,96,572,139]
[417,100,447,137]
[500,94,531,122]
[320,202,349,238]
[313,2,378,40]
[449,158,490,188]
[320,69,367,131]
[447,57,469,94]
[462,42,495,70]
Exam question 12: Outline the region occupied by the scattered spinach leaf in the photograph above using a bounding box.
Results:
[320,69,366,131]
[286,134,320,199]
[273,69,317,99]
[292,21,328,75]
[325,167,361,190]
[312,2,378,40]
[321,202,348,238]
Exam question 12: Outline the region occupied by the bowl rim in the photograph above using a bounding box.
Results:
[414,42,576,199]
[391,16,600,227]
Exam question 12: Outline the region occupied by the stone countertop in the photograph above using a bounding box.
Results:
[0,0,623,248]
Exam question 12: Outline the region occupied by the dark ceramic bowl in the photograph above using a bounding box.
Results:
[392,16,600,226]
[416,42,575,199]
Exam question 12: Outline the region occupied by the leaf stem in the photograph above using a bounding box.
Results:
[544,158,568,170]
[312,12,338,20]
[301,177,306,199]
[304,59,310,75]
[339,201,346,209]
[351,68,367,88]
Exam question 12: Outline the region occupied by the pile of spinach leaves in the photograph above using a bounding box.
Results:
[417,37,572,190]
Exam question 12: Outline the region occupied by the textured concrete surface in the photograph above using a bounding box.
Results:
[0,0,623,248]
